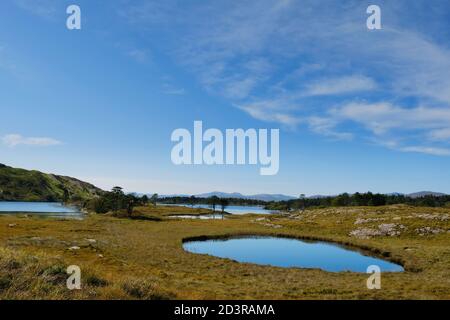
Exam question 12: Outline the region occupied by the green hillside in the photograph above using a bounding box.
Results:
[0,163,104,202]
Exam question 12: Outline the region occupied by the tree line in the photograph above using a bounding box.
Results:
[87,187,158,215]
[87,191,232,217]
[159,196,265,206]
[86,189,450,215]
[264,192,450,211]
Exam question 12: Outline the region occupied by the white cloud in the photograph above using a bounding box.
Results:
[428,128,450,141]
[244,58,273,75]
[127,49,149,64]
[325,102,450,155]
[162,87,186,95]
[334,102,450,135]
[119,0,450,155]
[2,134,62,147]
[399,146,450,156]
[14,0,58,19]
[304,75,377,96]
[307,117,353,140]
[224,77,258,99]
[237,103,301,127]
[372,138,450,156]
[162,81,186,95]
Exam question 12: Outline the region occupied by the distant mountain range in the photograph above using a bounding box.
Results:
[194,192,297,202]
[308,191,448,199]
[158,192,297,202]
[406,191,447,198]
[1,163,447,203]
[159,191,449,202]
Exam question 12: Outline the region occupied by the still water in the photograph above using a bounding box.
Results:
[183,236,404,272]
[0,201,83,219]
[161,203,276,215]
[169,214,226,220]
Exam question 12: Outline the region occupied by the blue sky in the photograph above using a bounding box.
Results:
[1,0,450,196]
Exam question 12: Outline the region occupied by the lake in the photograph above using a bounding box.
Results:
[169,214,226,220]
[183,236,404,273]
[160,203,276,215]
[0,201,84,219]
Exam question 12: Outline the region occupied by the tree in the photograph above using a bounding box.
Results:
[126,196,135,217]
[371,193,387,206]
[285,200,293,212]
[219,198,229,219]
[332,193,351,207]
[90,197,108,214]
[299,194,306,212]
[150,193,158,206]
[141,195,149,206]
[188,195,197,208]
[112,186,123,194]
[208,196,219,213]
[62,188,70,204]
[111,186,124,212]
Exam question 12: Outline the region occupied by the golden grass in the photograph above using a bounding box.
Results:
[0,204,449,299]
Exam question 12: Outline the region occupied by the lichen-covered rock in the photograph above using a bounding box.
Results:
[349,223,406,239]
[378,223,406,236]
[354,217,386,225]
[349,228,382,239]
[415,226,444,236]
[414,213,449,221]
[262,223,283,229]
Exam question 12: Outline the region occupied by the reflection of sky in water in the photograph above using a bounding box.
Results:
[0,202,83,219]
[170,214,225,220]
[184,237,404,273]
[161,204,275,215]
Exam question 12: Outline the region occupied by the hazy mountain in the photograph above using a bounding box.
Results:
[307,194,334,199]
[141,191,449,202]
[308,192,448,199]
[194,192,297,202]
[407,191,447,198]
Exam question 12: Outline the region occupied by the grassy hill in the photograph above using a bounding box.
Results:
[0,163,103,202]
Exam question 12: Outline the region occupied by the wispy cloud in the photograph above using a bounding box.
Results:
[376,138,450,156]
[161,77,186,95]
[307,116,353,140]
[118,0,450,155]
[304,75,377,96]
[333,102,450,136]
[2,134,62,147]
[162,86,186,95]
[323,102,450,155]
[428,128,450,141]
[127,49,150,64]
[13,0,58,19]
[238,103,301,127]
[236,94,303,128]
[399,146,450,156]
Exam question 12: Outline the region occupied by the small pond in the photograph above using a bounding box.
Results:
[0,201,84,219]
[160,203,276,215]
[169,214,226,220]
[183,236,404,273]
